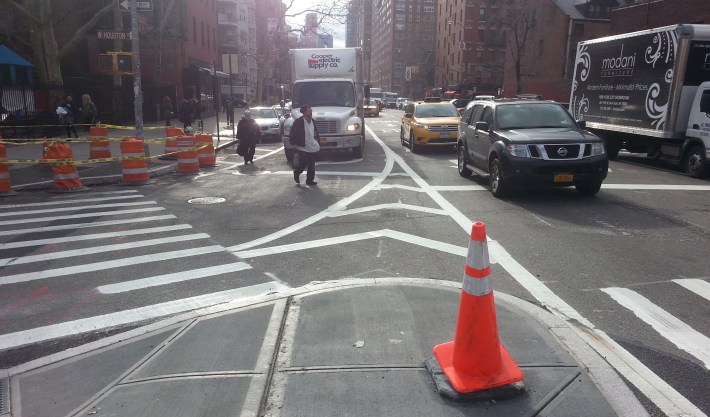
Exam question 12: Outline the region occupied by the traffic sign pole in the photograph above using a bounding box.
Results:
[130,0,146,156]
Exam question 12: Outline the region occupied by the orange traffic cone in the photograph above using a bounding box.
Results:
[195,133,216,167]
[0,142,19,196]
[160,127,183,160]
[120,137,153,185]
[175,135,199,175]
[429,221,523,399]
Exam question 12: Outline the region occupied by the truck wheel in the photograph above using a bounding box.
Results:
[458,144,472,177]
[353,139,364,158]
[683,144,707,178]
[489,157,509,198]
[575,180,602,196]
[285,148,293,163]
[603,137,621,160]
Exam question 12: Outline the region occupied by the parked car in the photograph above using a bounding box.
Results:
[364,98,380,117]
[396,97,410,110]
[457,98,608,197]
[400,99,460,152]
[247,107,281,141]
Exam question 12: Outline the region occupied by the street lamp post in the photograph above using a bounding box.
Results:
[447,19,470,87]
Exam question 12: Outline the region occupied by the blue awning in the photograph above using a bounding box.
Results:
[0,45,34,67]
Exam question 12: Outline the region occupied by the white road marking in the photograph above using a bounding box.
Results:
[0,193,143,209]
[0,225,193,250]
[97,263,253,294]
[0,215,177,237]
[602,287,710,369]
[0,233,211,267]
[0,282,290,351]
[327,203,447,217]
[0,201,157,217]
[602,184,710,190]
[0,207,166,226]
[431,185,488,191]
[673,278,710,301]
[373,184,424,192]
[0,245,227,285]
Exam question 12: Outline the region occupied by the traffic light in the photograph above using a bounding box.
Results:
[412,65,420,74]
[99,52,134,75]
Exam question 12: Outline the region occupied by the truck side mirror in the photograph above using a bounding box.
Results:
[475,121,490,131]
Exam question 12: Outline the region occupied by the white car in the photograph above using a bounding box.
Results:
[247,107,281,141]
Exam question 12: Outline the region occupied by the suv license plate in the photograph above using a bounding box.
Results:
[554,173,574,182]
[320,139,328,144]
[439,133,449,138]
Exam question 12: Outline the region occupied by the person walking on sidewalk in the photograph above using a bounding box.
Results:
[223,98,235,127]
[58,94,79,138]
[236,111,261,164]
[161,96,173,126]
[178,98,192,130]
[79,94,97,132]
[290,104,320,185]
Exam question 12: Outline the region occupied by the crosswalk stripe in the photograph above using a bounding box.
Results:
[0,233,211,267]
[0,225,194,250]
[0,194,144,209]
[0,201,157,217]
[0,245,226,286]
[672,278,710,301]
[0,215,177,237]
[97,263,253,294]
[602,287,710,369]
[0,281,290,351]
[0,207,165,226]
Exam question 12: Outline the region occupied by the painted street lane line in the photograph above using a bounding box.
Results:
[673,278,710,301]
[327,203,448,218]
[0,282,291,351]
[0,215,177,237]
[97,263,253,294]
[0,193,143,209]
[602,287,710,369]
[0,201,157,217]
[0,233,211,267]
[0,225,194,250]
[601,184,710,190]
[0,207,166,227]
[0,245,227,286]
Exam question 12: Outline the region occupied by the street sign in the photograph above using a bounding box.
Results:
[119,0,152,11]
[97,31,133,40]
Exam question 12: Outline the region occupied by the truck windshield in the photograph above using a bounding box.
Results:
[292,81,356,108]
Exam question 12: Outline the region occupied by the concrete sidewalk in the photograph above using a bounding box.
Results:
[2,279,649,417]
[2,114,241,192]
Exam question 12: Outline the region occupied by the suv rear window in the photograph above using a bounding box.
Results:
[495,103,575,129]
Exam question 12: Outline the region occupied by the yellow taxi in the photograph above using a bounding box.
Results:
[364,98,380,117]
[400,98,460,151]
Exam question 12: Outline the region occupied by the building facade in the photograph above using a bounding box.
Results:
[217,0,257,103]
[370,0,438,98]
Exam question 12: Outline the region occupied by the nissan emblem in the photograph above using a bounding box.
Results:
[557,147,568,157]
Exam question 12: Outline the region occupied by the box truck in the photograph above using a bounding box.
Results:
[569,24,710,177]
[282,48,366,161]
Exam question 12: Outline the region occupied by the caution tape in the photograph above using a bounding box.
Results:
[2,143,212,165]
[1,135,202,146]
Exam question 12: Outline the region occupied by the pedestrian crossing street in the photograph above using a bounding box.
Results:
[0,189,709,371]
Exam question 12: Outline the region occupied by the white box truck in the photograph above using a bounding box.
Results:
[282,48,366,161]
[569,24,710,177]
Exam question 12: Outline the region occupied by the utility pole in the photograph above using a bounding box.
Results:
[130,0,146,156]
[113,3,123,122]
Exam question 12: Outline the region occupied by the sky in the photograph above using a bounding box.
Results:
[285,0,347,48]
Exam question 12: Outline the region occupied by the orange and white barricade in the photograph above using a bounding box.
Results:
[161,127,184,160]
[429,221,523,398]
[46,141,89,193]
[120,137,152,185]
[88,125,111,159]
[176,135,199,175]
[0,142,18,196]
[195,133,216,167]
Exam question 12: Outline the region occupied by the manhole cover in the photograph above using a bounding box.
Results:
[188,197,226,204]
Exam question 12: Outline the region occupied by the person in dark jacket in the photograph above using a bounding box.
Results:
[236,111,261,164]
[161,96,173,126]
[58,94,79,138]
[289,104,320,185]
[178,99,192,130]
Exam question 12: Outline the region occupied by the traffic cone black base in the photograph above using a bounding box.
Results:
[426,357,525,402]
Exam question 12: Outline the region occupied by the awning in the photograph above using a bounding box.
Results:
[198,67,230,79]
[0,45,34,67]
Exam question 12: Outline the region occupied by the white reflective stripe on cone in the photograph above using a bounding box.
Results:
[462,274,493,296]
[178,158,198,163]
[122,152,144,158]
[466,240,490,270]
[54,173,80,180]
[122,168,148,174]
[177,141,193,146]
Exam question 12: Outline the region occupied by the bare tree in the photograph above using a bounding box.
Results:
[5,0,118,84]
[497,1,538,94]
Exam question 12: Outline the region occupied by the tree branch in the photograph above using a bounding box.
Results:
[5,0,40,25]
[58,0,118,59]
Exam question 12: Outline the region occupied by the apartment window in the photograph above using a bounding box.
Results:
[479,8,485,21]
[396,4,405,11]
[573,23,584,35]
[417,5,420,12]
[395,23,405,30]
[417,15,420,21]
[424,6,434,12]
[478,29,485,41]
[396,13,405,20]
[476,51,482,63]
[409,5,412,11]
[538,39,544,55]
[193,17,197,42]
[408,14,412,21]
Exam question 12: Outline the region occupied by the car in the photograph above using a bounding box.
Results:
[450,98,472,115]
[457,98,608,197]
[246,107,281,141]
[400,100,460,152]
[364,98,380,117]
[396,97,410,110]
